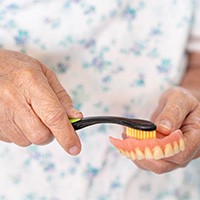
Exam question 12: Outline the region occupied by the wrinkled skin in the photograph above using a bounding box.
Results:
[0,49,200,174]
[0,49,83,155]
[131,87,200,174]
[117,52,200,174]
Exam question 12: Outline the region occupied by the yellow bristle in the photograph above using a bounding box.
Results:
[126,127,156,140]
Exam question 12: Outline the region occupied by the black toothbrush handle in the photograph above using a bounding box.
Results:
[70,116,156,131]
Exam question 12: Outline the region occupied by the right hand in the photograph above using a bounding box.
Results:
[0,49,83,155]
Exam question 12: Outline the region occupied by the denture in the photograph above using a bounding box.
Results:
[109,129,185,160]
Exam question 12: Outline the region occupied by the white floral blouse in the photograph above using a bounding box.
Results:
[0,0,200,200]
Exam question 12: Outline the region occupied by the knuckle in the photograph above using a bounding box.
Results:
[46,68,56,78]
[29,131,52,145]
[44,110,66,127]
[18,67,38,83]
[176,87,198,108]
[0,126,30,147]
[15,67,45,90]
[173,105,183,120]
[56,89,70,101]
[0,83,15,102]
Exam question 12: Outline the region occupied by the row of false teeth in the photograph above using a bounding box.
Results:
[117,138,185,160]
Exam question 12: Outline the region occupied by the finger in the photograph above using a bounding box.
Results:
[0,133,11,143]
[134,159,179,174]
[0,82,53,146]
[163,128,200,165]
[41,65,83,119]
[27,73,81,155]
[13,100,54,145]
[1,120,31,147]
[132,161,147,171]
[154,87,198,134]
[0,87,31,146]
[151,99,165,122]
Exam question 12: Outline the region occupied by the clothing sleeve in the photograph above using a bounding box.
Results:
[186,0,200,52]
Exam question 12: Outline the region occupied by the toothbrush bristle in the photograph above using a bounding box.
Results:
[126,127,156,139]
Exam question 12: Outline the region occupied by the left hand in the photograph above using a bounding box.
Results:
[134,86,200,174]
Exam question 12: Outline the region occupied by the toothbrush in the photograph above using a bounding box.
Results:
[70,116,157,139]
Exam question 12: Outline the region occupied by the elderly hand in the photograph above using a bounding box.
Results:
[110,87,200,174]
[0,49,83,155]
[134,87,200,173]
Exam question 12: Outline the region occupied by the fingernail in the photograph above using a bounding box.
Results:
[71,108,82,117]
[69,145,80,155]
[159,120,172,131]
[75,111,82,117]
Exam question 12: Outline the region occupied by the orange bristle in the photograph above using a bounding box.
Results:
[126,127,156,140]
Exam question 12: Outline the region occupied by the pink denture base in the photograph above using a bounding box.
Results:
[109,130,183,152]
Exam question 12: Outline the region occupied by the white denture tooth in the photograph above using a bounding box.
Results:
[135,148,145,160]
[130,151,136,161]
[164,143,174,158]
[152,146,164,160]
[173,141,180,154]
[144,147,153,159]
[179,138,185,151]
[125,151,130,158]
[119,149,126,156]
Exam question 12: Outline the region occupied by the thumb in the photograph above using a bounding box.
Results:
[154,87,198,135]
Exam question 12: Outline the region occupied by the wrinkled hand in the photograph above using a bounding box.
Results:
[0,49,83,155]
[134,87,200,173]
